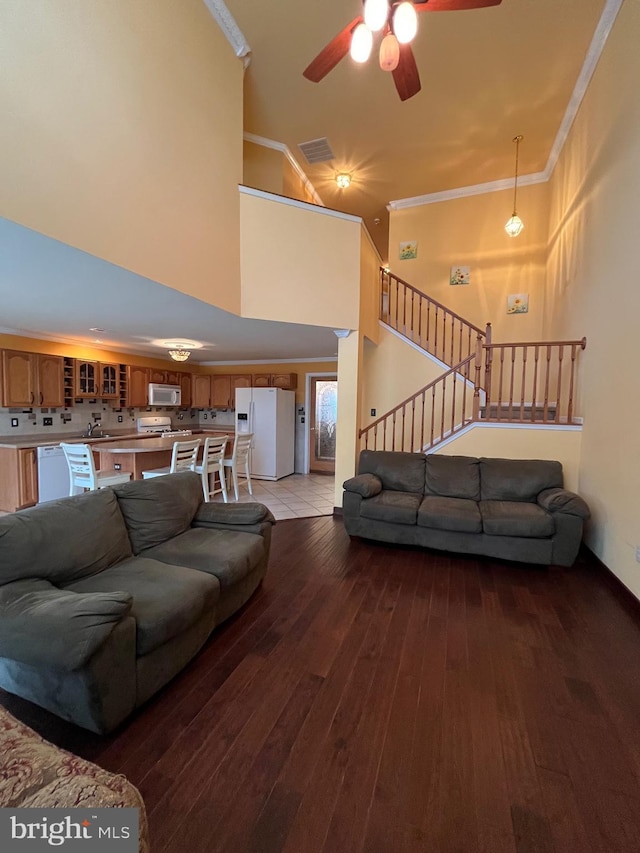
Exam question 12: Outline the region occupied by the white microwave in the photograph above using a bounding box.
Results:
[148,383,181,406]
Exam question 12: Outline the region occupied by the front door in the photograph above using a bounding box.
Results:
[309,376,337,474]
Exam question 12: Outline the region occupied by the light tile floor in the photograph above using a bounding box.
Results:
[215,473,336,521]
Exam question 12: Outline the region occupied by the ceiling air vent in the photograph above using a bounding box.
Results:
[298,137,335,164]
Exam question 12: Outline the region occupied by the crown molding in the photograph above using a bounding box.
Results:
[243,132,325,207]
[387,0,623,212]
[387,171,548,211]
[202,0,251,67]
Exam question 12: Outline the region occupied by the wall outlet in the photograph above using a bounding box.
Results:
[43,417,53,426]
[114,463,122,470]
[636,546,640,563]
[370,408,376,417]
[10,418,19,428]
[117,415,123,423]
[203,413,208,419]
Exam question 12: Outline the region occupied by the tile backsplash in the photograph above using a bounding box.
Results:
[0,399,200,437]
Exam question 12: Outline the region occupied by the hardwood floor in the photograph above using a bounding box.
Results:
[4,516,640,852]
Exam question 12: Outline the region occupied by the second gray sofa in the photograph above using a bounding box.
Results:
[343,451,590,566]
[0,472,275,734]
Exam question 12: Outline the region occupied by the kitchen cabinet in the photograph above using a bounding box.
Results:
[251,372,298,391]
[0,446,38,512]
[75,360,121,398]
[192,374,211,408]
[99,362,119,398]
[125,365,150,407]
[149,368,182,385]
[1,350,64,407]
[211,375,231,408]
[180,372,192,408]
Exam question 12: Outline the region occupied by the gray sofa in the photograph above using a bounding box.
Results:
[0,472,275,734]
[343,451,589,566]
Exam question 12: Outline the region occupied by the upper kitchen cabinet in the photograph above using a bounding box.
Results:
[1,350,64,407]
[179,372,192,408]
[149,368,182,385]
[74,360,120,398]
[210,375,231,408]
[252,372,298,390]
[191,374,211,408]
[124,365,149,408]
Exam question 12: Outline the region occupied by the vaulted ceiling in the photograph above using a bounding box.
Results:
[226,0,607,254]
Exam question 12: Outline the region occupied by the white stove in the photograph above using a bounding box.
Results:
[136,416,192,438]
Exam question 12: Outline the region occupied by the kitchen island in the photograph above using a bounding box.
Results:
[97,431,233,480]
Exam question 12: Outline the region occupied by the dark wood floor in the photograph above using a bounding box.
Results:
[4,516,640,853]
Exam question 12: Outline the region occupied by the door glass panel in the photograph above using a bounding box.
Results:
[314,380,337,461]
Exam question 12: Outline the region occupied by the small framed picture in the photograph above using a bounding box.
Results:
[399,241,418,260]
[450,266,470,286]
[507,294,529,314]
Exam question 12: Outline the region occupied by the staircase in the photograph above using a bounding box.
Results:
[361,269,586,453]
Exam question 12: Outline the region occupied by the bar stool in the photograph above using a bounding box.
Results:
[193,435,229,502]
[61,443,132,495]
[222,433,254,502]
[141,438,201,479]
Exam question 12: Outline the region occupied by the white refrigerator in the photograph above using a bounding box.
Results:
[235,387,295,480]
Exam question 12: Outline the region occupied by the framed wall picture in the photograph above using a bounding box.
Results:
[507,294,529,314]
[450,266,470,285]
[399,241,418,260]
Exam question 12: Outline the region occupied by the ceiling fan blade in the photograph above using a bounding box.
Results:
[303,16,363,83]
[414,0,502,11]
[392,43,421,102]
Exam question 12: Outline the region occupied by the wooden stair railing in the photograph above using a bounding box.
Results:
[359,349,482,453]
[380,268,491,366]
[482,338,587,425]
[360,337,587,453]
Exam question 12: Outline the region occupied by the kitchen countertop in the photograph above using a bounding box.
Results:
[0,428,234,450]
[98,431,233,454]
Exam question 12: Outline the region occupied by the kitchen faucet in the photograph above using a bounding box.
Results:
[85,421,101,437]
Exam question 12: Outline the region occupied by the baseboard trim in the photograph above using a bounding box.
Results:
[333,507,343,517]
[583,545,640,616]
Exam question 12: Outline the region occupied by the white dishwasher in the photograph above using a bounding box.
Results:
[37,445,71,503]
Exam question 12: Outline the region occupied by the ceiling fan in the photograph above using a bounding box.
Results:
[303,0,502,102]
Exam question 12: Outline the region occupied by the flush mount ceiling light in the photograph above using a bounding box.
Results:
[303,1,502,102]
[505,134,525,238]
[336,172,352,189]
[162,340,199,362]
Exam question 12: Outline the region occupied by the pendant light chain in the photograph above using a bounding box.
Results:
[512,134,523,215]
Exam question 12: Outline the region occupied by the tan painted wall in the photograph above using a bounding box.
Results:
[335,332,363,507]
[388,184,550,344]
[544,0,640,597]
[0,0,243,313]
[439,425,582,493]
[243,142,284,196]
[240,192,361,329]
[282,160,317,206]
[359,232,381,345]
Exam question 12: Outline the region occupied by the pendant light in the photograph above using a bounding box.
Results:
[505,135,524,238]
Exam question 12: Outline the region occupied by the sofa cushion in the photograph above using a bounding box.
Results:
[418,496,482,533]
[0,489,132,586]
[358,450,426,494]
[140,527,265,590]
[480,458,563,502]
[63,557,220,656]
[360,490,422,525]
[480,501,555,538]
[343,473,383,498]
[113,471,203,554]
[425,455,480,500]
[0,579,132,671]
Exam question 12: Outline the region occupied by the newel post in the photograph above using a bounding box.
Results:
[472,334,483,421]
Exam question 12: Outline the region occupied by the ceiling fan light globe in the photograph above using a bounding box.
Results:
[379,33,400,71]
[505,214,524,238]
[393,2,418,44]
[350,23,373,63]
[363,0,389,33]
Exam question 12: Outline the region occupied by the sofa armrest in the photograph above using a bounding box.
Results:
[537,487,590,519]
[0,579,132,672]
[193,502,275,528]
[343,473,382,499]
